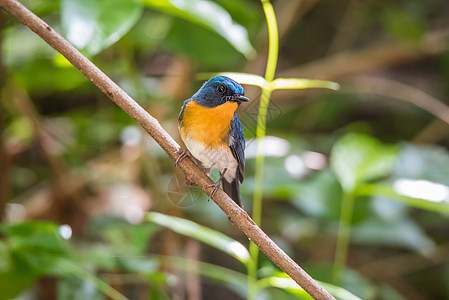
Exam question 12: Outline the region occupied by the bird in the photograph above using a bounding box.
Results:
[177,75,249,207]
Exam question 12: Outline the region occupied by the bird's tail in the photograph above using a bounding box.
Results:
[222,172,242,207]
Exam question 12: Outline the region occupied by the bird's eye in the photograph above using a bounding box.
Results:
[217,84,226,93]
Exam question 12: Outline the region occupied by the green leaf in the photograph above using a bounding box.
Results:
[2,221,69,259]
[260,275,313,299]
[292,170,342,220]
[0,222,71,299]
[306,263,376,300]
[62,261,129,300]
[150,255,248,296]
[58,275,103,300]
[145,212,249,263]
[0,272,35,300]
[357,184,449,215]
[330,133,399,191]
[351,215,435,252]
[394,143,449,186]
[320,282,362,300]
[143,0,255,58]
[353,144,449,215]
[260,272,361,300]
[164,19,244,68]
[13,59,88,92]
[61,0,143,55]
[271,78,340,91]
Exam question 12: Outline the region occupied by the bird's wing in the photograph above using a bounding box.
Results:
[178,99,191,126]
[230,114,245,183]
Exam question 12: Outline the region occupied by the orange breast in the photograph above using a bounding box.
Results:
[180,100,238,148]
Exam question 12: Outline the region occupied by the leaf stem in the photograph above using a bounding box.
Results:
[248,1,278,299]
[262,0,279,82]
[332,190,356,284]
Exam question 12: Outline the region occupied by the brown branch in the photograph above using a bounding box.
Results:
[0,0,335,299]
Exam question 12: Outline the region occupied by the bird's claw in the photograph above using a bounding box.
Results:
[206,181,221,202]
[175,149,191,166]
[205,168,227,202]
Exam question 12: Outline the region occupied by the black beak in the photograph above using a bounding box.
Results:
[231,95,250,103]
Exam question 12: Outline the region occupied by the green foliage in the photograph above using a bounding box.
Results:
[0,222,70,299]
[61,0,143,56]
[331,133,399,192]
[292,170,342,220]
[146,212,249,263]
[382,8,425,43]
[143,0,255,58]
[165,19,245,68]
[394,143,449,185]
[2,0,449,299]
[259,272,362,300]
[0,218,166,300]
[146,212,362,299]
[58,275,104,300]
[351,213,435,251]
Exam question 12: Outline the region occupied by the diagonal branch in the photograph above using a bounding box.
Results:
[0,1,335,299]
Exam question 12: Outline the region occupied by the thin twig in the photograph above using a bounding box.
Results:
[271,28,449,102]
[412,119,449,144]
[349,75,449,126]
[349,75,449,145]
[0,0,335,299]
[280,29,449,81]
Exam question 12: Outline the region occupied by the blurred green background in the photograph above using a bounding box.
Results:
[1,0,449,299]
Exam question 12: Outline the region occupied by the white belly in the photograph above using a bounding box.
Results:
[183,137,237,182]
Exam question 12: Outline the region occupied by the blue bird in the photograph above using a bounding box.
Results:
[177,76,249,206]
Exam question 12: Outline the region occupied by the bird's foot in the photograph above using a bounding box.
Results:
[175,150,196,187]
[205,181,221,202]
[175,149,191,166]
[205,168,227,202]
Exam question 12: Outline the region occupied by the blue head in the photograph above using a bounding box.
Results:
[191,76,249,108]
